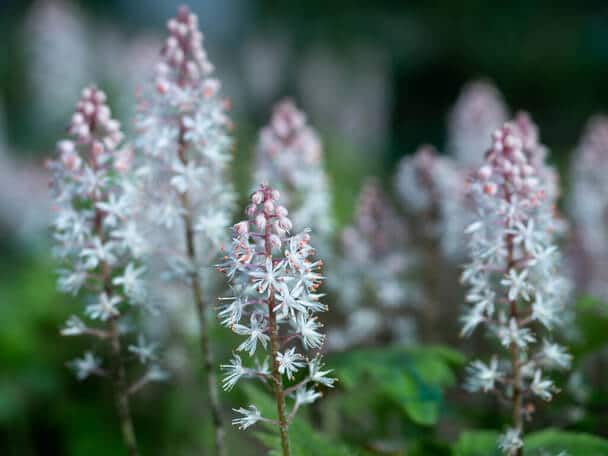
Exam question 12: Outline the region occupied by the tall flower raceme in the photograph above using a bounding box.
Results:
[132,6,234,455]
[447,79,509,168]
[329,178,421,350]
[254,99,333,251]
[395,144,470,261]
[568,115,608,303]
[461,119,572,455]
[393,146,470,342]
[218,184,336,456]
[49,87,166,456]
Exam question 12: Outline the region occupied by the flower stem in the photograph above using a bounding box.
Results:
[109,318,139,456]
[265,226,291,456]
[92,154,139,455]
[178,128,227,456]
[506,209,524,456]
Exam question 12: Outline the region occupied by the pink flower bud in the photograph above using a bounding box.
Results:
[264,200,275,215]
[251,191,263,205]
[269,234,281,250]
[234,221,249,235]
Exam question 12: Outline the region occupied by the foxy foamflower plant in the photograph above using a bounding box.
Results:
[133,6,234,454]
[461,119,571,455]
[49,86,165,456]
[218,184,335,456]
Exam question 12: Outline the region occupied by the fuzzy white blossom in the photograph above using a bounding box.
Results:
[395,144,471,260]
[330,179,421,349]
[254,99,333,251]
[568,115,608,304]
[461,117,571,454]
[218,184,335,444]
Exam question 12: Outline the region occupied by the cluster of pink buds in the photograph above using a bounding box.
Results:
[218,184,335,453]
[49,86,165,455]
[67,87,123,149]
[330,179,421,349]
[254,99,333,245]
[461,118,571,455]
[568,115,608,303]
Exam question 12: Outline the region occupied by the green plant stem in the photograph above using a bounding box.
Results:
[178,127,227,456]
[265,224,291,456]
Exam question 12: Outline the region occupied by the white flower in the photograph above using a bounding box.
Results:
[218,294,248,327]
[295,387,321,406]
[540,340,572,370]
[498,428,523,455]
[128,334,158,364]
[195,210,230,247]
[465,358,502,393]
[292,313,324,349]
[85,293,121,321]
[276,347,305,380]
[497,318,536,349]
[274,282,306,319]
[501,269,531,302]
[221,354,247,391]
[58,269,88,295]
[234,313,270,356]
[308,357,336,388]
[530,369,555,401]
[511,220,544,254]
[69,351,102,380]
[96,193,126,227]
[80,237,117,270]
[531,294,560,329]
[460,306,486,337]
[61,315,86,336]
[113,263,146,303]
[249,257,285,295]
[170,160,205,194]
[232,405,263,430]
[111,221,148,257]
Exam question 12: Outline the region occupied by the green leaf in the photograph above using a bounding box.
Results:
[526,429,608,455]
[571,296,608,360]
[453,430,501,456]
[330,345,464,426]
[453,429,608,456]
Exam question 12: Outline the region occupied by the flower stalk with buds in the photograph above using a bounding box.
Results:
[330,178,421,349]
[49,87,165,456]
[133,6,234,455]
[461,120,571,455]
[218,185,335,456]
